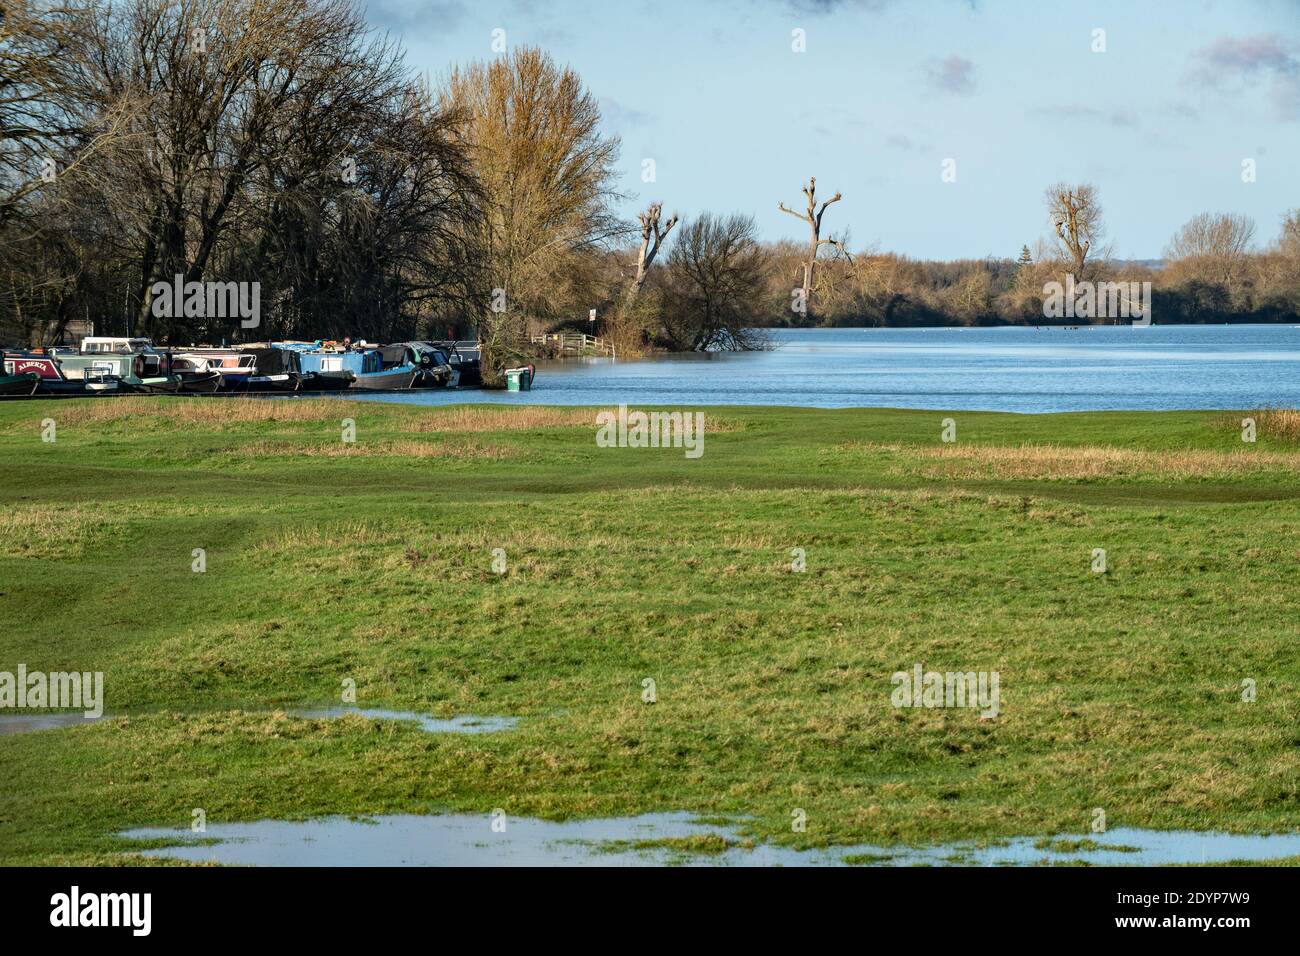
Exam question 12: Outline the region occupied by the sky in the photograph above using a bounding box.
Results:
[364,0,1300,261]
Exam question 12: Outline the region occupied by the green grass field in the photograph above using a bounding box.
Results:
[1,397,1298,865]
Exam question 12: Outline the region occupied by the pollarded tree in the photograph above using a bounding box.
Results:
[1045,182,1104,282]
[627,202,678,301]
[778,176,846,316]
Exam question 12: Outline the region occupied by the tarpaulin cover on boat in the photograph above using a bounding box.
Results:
[246,348,299,375]
[378,345,412,368]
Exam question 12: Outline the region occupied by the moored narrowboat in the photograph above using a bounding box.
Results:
[236,347,304,392]
[400,342,458,388]
[172,349,257,389]
[343,344,420,390]
[419,340,481,387]
[58,337,221,393]
[0,372,40,396]
[273,342,361,391]
[2,350,121,396]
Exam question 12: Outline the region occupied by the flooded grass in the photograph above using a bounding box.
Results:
[0,713,108,735]
[118,815,1300,867]
[288,708,517,734]
[3,402,1300,864]
[0,708,514,737]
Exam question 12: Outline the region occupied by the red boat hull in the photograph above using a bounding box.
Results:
[2,355,63,380]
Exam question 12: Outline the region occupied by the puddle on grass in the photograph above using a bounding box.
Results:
[288,708,517,734]
[119,813,1300,867]
[868,829,1300,866]
[0,708,516,737]
[0,713,107,735]
[123,813,765,866]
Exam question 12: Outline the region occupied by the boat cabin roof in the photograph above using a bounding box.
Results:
[80,337,158,354]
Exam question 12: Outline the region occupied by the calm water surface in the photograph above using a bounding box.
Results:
[121,814,1300,867]
[337,324,1300,413]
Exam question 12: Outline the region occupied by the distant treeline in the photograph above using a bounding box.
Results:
[753,237,1300,328]
[3,1,1298,377]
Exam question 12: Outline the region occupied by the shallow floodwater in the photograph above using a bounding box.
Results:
[0,709,514,736]
[326,325,1300,413]
[120,813,1300,867]
[290,707,516,734]
[0,713,106,735]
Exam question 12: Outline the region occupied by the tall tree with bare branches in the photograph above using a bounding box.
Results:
[661,212,770,351]
[0,0,136,344]
[1045,182,1104,282]
[1163,212,1257,299]
[73,0,423,336]
[778,176,845,315]
[0,1,87,226]
[2,0,483,345]
[1280,210,1300,258]
[1165,212,1256,261]
[627,202,677,300]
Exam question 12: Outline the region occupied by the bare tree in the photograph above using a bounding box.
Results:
[1166,212,1256,261]
[1276,209,1299,258]
[2,0,482,345]
[0,1,85,225]
[627,202,677,300]
[0,1,137,344]
[1163,212,1257,299]
[778,176,845,313]
[71,0,411,336]
[1045,182,1103,281]
[661,213,770,351]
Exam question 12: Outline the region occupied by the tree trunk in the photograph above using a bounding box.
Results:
[627,203,677,301]
[778,177,843,316]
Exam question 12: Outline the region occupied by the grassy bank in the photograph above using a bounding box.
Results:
[1,397,1297,865]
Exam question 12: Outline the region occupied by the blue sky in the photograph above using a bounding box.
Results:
[367,0,1300,260]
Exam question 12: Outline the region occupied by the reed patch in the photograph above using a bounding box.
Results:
[406,405,741,434]
[832,441,1300,481]
[405,406,598,432]
[1219,408,1300,443]
[24,396,359,428]
[228,438,514,461]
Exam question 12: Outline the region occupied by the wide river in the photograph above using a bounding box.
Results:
[345,324,1300,413]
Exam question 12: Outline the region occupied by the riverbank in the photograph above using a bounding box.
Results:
[1,398,1298,865]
